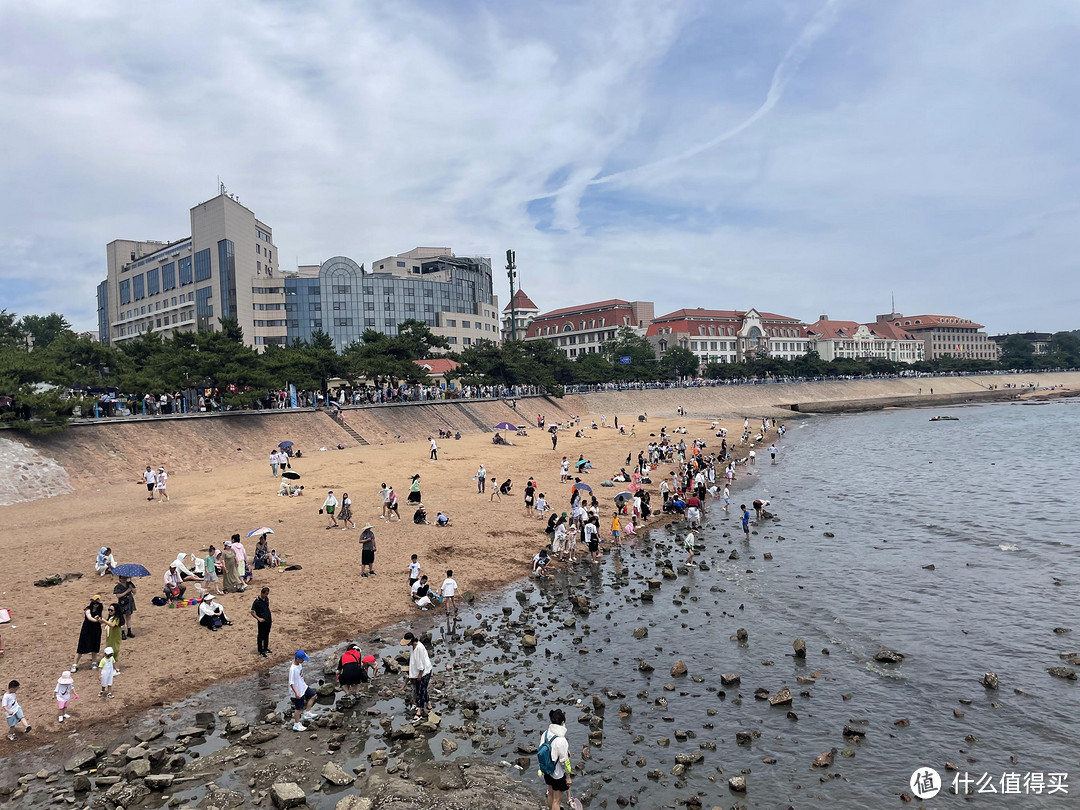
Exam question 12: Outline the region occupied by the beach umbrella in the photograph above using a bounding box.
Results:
[493,422,516,430]
[111,563,151,578]
[614,491,633,502]
[627,482,642,493]
[247,527,274,538]
[278,441,294,448]
[282,470,301,480]
[573,482,592,492]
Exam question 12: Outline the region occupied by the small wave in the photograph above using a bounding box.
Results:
[999,543,1020,552]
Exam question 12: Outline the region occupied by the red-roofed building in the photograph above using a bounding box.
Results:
[874,312,993,360]
[524,299,654,358]
[806,316,924,363]
[500,289,541,341]
[646,308,809,367]
[413,358,460,382]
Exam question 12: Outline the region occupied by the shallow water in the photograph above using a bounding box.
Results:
[12,400,1080,808]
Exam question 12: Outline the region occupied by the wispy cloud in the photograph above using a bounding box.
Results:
[0,0,1077,332]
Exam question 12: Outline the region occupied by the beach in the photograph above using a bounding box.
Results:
[1,410,749,743]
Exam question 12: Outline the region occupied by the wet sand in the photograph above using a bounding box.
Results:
[2,413,755,744]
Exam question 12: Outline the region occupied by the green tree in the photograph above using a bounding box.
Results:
[660,345,700,379]
[600,327,659,381]
[998,334,1035,369]
[19,313,72,350]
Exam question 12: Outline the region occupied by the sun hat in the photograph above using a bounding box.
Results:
[204,593,215,601]
[400,632,417,646]
[294,650,309,661]
[58,671,73,685]
[92,594,102,601]
[362,523,374,531]
[104,646,114,655]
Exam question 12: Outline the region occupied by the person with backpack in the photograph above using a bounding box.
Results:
[537,708,572,809]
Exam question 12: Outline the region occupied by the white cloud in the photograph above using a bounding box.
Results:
[0,0,1077,333]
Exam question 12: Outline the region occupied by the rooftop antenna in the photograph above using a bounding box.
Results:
[891,291,895,316]
[506,249,517,341]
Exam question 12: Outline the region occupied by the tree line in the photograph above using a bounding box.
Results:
[1,310,1076,434]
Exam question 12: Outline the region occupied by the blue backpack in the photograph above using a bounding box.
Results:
[537,732,557,776]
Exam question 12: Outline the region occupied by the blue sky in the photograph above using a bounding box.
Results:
[1,0,1078,333]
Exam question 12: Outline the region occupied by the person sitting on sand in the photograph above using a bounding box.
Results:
[278,478,291,496]
[435,512,449,527]
[163,563,186,602]
[172,552,202,581]
[95,547,116,577]
[197,594,232,631]
[413,506,428,525]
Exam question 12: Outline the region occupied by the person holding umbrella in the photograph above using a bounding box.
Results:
[113,576,137,639]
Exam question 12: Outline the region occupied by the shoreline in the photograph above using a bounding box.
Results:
[2,405,764,752]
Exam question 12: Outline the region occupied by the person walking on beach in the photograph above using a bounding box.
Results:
[221,541,245,594]
[323,490,339,528]
[428,437,438,462]
[141,466,157,501]
[359,523,377,577]
[270,449,280,478]
[769,444,777,462]
[741,504,751,541]
[524,480,536,517]
[288,651,317,731]
[475,464,486,493]
[154,466,170,501]
[489,478,501,502]
[560,457,569,482]
[54,670,75,723]
[401,631,433,721]
[3,680,31,740]
[251,587,272,657]
[538,708,572,810]
[407,474,422,505]
[339,492,356,530]
[551,429,558,451]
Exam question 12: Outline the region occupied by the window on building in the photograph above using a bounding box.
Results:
[119,279,131,304]
[334,318,352,327]
[423,289,433,297]
[405,304,415,312]
[161,262,176,291]
[177,256,193,286]
[447,336,457,344]
[463,337,471,345]
[310,319,321,328]
[364,302,374,310]
[447,319,456,327]
[462,320,471,328]
[384,318,395,327]
[333,285,351,295]
[333,303,342,310]
[424,304,434,312]
[396,261,406,267]
[194,249,212,282]
[309,302,321,311]
[365,318,375,327]
[384,302,393,310]
[363,286,373,294]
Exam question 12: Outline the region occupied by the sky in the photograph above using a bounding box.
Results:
[2,0,1079,334]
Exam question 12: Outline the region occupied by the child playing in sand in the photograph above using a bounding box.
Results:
[624,519,636,536]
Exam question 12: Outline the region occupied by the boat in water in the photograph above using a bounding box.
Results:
[929,415,960,421]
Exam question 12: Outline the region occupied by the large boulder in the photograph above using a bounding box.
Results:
[322,762,354,787]
[64,747,99,772]
[270,782,307,809]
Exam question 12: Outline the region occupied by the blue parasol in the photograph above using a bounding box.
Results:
[247,527,274,537]
[573,482,592,492]
[493,422,517,430]
[278,441,294,448]
[111,563,151,578]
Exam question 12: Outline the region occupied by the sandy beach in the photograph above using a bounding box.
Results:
[1,410,750,743]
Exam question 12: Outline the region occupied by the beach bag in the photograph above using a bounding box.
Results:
[152,596,168,606]
[537,732,557,776]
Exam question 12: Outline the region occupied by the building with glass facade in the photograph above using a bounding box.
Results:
[97,193,285,349]
[285,248,500,350]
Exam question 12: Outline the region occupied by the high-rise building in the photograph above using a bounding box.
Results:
[523,300,654,358]
[285,248,500,350]
[646,308,809,367]
[97,192,285,349]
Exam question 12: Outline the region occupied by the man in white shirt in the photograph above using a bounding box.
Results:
[379,483,391,519]
[440,570,458,616]
[428,437,438,462]
[142,466,157,501]
[288,651,317,731]
[401,632,433,721]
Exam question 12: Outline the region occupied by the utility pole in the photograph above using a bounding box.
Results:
[506,249,517,341]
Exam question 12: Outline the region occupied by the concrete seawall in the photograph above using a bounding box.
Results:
[6,371,1078,500]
